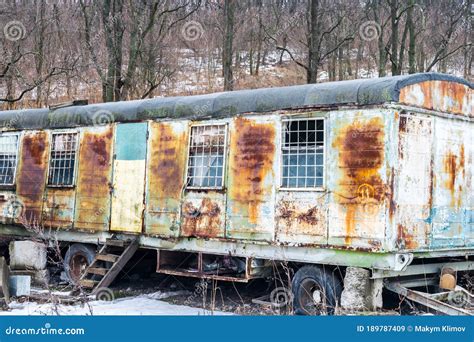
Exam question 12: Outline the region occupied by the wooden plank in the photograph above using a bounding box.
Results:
[79,279,98,288]
[96,254,119,263]
[92,238,139,294]
[87,268,108,276]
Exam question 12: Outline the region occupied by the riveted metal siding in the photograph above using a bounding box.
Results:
[16,131,49,224]
[145,121,188,237]
[74,126,114,231]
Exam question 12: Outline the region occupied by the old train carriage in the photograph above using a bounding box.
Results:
[0,73,472,313]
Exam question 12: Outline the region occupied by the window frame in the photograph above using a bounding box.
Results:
[0,132,20,187]
[185,123,228,190]
[279,116,326,191]
[47,130,80,188]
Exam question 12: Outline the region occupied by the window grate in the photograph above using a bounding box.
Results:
[282,118,324,188]
[187,124,226,188]
[48,132,78,186]
[0,134,19,186]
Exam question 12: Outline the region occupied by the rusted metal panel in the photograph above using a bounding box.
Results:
[427,117,472,248]
[146,121,188,237]
[74,126,114,231]
[110,123,148,233]
[394,114,433,250]
[181,191,226,238]
[15,131,49,224]
[327,110,391,250]
[42,188,75,228]
[399,80,472,116]
[276,192,327,245]
[226,116,277,241]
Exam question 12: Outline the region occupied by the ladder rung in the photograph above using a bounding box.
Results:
[87,267,108,276]
[106,239,126,247]
[79,279,98,288]
[96,254,119,263]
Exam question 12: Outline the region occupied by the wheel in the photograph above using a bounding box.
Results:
[64,243,96,284]
[292,265,342,315]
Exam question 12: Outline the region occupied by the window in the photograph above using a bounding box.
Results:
[281,118,324,188]
[0,133,19,186]
[48,132,78,186]
[186,124,226,188]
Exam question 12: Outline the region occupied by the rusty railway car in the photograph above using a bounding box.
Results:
[0,73,472,314]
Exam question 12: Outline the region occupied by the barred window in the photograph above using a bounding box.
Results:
[187,124,226,188]
[282,118,324,188]
[0,134,19,186]
[48,132,78,186]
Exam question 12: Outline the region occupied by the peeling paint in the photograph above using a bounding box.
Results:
[16,131,49,224]
[75,126,113,231]
[146,121,188,237]
[227,116,276,241]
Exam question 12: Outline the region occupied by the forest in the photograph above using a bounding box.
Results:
[0,0,472,109]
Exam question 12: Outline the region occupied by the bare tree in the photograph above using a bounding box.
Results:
[223,0,235,90]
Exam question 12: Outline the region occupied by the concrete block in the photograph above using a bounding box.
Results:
[341,267,371,311]
[0,257,10,304]
[10,269,50,287]
[9,275,31,297]
[9,240,47,271]
[340,267,383,311]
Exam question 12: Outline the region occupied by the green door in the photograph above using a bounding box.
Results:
[110,122,148,233]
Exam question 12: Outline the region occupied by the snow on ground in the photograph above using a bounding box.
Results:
[1,291,232,316]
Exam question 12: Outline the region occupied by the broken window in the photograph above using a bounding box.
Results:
[187,124,226,188]
[282,118,324,188]
[0,133,19,186]
[48,132,78,186]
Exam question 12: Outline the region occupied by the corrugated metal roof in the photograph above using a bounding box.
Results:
[0,73,471,130]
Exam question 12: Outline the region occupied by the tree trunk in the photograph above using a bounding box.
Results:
[390,0,399,75]
[307,0,320,83]
[223,0,235,91]
[102,0,124,102]
[407,0,416,74]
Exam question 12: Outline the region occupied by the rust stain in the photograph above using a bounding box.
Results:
[43,188,75,228]
[181,198,222,238]
[278,202,320,226]
[397,224,418,250]
[332,116,385,244]
[229,117,275,224]
[344,206,357,244]
[277,200,324,237]
[388,167,396,221]
[16,131,49,224]
[399,80,469,115]
[75,127,113,230]
[443,144,465,207]
[297,206,319,225]
[149,122,187,202]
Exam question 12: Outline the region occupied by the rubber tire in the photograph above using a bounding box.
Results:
[292,265,342,315]
[64,243,96,284]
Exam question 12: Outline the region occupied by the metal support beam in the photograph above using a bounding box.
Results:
[385,281,472,316]
[372,261,474,279]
